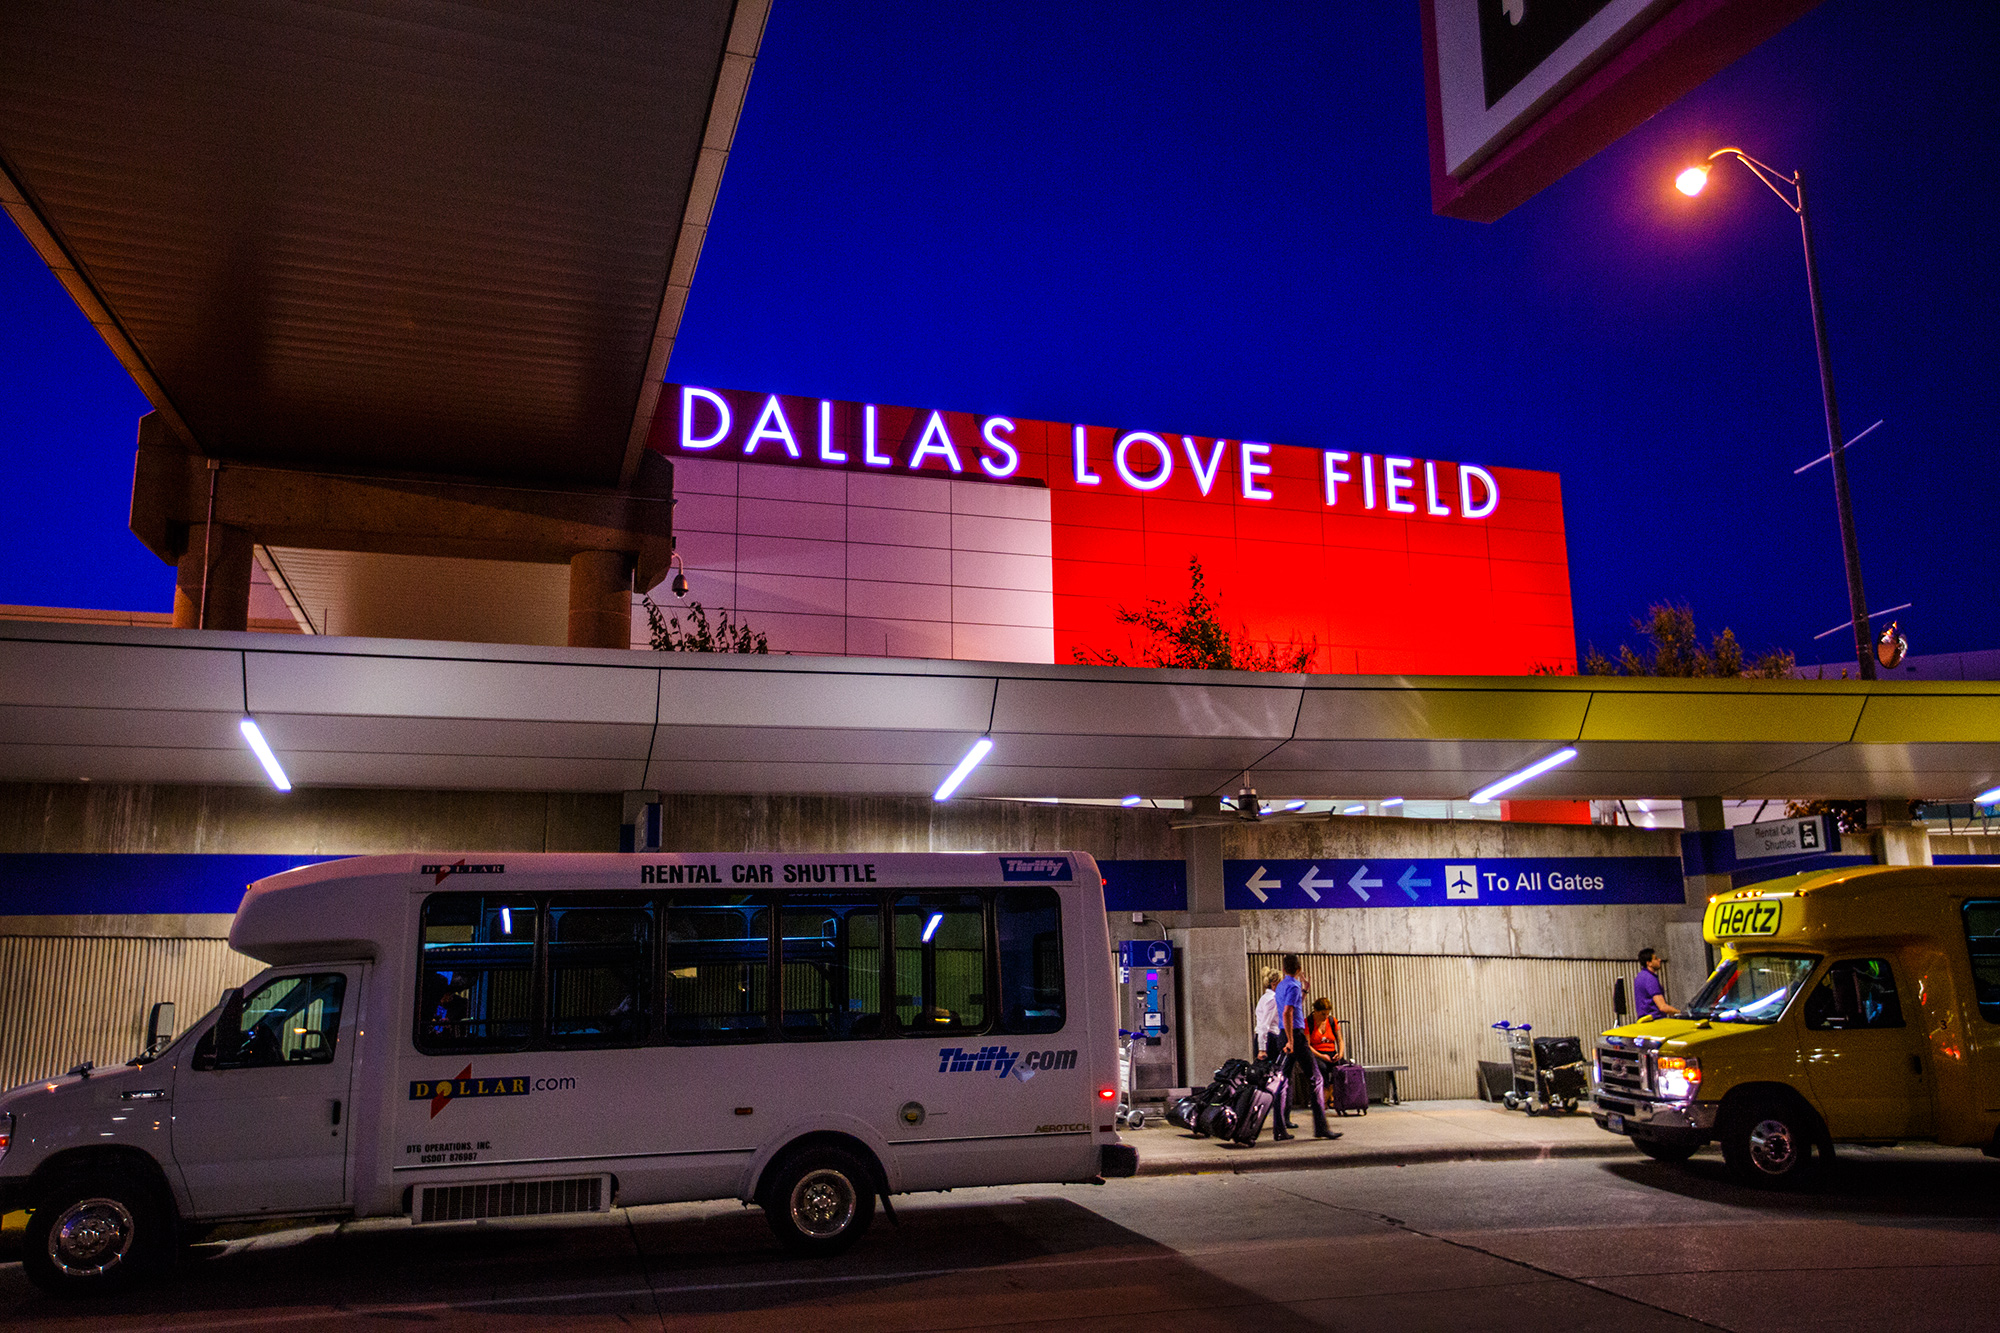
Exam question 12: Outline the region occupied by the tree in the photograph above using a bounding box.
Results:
[642,596,769,654]
[1073,557,1316,673]
[1582,602,1794,679]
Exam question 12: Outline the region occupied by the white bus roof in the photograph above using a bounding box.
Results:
[230,851,1103,966]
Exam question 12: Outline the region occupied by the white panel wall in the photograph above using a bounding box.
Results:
[655,458,1054,662]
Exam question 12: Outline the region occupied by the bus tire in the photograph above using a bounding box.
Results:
[21,1170,169,1296]
[1720,1094,1818,1187]
[763,1147,876,1256]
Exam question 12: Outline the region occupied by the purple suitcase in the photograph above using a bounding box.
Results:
[1328,1062,1369,1116]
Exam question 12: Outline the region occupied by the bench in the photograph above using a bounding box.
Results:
[1361,1064,1409,1105]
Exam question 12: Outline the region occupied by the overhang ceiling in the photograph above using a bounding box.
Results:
[0,623,1994,803]
[0,0,764,486]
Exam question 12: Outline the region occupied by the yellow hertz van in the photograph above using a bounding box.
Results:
[1592,866,2000,1185]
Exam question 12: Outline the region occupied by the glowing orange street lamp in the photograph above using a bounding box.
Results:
[1676,147,1875,680]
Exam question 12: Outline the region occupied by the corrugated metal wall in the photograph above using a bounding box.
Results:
[1249,952,1629,1101]
[0,935,260,1090]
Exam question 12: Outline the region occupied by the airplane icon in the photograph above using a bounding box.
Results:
[1445,863,1478,900]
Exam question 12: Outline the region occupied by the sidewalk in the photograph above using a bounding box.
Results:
[1127,1098,1637,1176]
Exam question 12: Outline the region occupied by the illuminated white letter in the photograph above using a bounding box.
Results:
[1322,451,1352,507]
[680,386,731,451]
[1073,425,1101,486]
[1240,442,1273,501]
[863,405,892,468]
[1182,437,1225,496]
[1423,461,1451,516]
[1385,457,1416,513]
[908,411,964,473]
[1459,464,1499,519]
[819,400,846,464]
[979,417,1020,478]
[743,395,801,458]
[1114,431,1172,491]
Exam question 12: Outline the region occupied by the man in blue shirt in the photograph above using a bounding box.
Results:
[1277,954,1337,1141]
[1635,948,1679,1020]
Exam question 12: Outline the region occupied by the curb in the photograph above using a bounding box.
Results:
[1133,1138,1638,1177]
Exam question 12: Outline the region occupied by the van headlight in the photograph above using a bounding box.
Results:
[1656,1055,1701,1102]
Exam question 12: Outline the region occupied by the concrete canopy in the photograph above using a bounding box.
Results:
[0,623,1994,803]
[1,0,762,490]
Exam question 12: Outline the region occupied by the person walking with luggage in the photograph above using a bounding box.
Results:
[1277,955,1339,1141]
[1253,968,1294,1132]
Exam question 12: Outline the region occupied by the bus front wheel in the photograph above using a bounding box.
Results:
[1720,1095,1820,1187]
[22,1171,169,1296]
[764,1147,876,1256]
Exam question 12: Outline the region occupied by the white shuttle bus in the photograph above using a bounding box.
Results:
[0,850,1134,1294]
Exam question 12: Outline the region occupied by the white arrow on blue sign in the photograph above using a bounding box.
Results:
[1348,865,1381,901]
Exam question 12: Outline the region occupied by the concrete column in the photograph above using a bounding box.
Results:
[1866,800,1932,865]
[567,550,633,649]
[1667,797,1729,1005]
[1173,795,1249,1088]
[171,522,253,630]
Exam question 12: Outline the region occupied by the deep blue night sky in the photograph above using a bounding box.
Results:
[2,0,1994,666]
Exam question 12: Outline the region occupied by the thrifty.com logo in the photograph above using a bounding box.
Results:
[1000,857,1072,882]
[937,1046,1077,1080]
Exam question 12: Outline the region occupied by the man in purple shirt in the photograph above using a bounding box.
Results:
[1635,948,1679,1020]
[1277,955,1338,1141]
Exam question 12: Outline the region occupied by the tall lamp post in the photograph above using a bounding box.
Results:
[1676,148,1874,680]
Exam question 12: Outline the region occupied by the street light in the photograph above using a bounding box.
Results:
[1676,147,1875,679]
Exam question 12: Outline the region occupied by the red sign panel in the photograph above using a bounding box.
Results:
[649,385,1574,674]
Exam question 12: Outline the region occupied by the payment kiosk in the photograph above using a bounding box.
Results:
[1117,939,1179,1097]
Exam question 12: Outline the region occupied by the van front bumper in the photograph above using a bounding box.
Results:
[1593,1095,1718,1139]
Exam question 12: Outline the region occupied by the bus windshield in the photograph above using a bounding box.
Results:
[1683,953,1818,1024]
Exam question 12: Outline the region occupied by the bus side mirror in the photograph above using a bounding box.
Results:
[1612,977,1628,1019]
[143,1001,176,1058]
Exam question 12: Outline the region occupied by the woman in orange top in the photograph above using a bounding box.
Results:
[1306,997,1341,1064]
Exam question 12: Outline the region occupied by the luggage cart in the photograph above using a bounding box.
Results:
[1491,1021,1588,1114]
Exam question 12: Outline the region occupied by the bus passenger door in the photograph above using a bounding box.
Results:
[172,968,362,1217]
[1800,957,1933,1139]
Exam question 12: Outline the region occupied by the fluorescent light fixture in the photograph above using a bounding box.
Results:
[1121,794,1143,807]
[1284,800,1306,812]
[933,736,993,801]
[1342,803,1366,815]
[500,905,513,935]
[238,718,292,792]
[1976,785,2000,806]
[1380,798,1404,807]
[1471,748,1578,803]
[922,912,943,943]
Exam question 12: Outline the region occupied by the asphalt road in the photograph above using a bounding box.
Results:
[4,1146,1997,1331]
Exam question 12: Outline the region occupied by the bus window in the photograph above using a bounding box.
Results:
[780,899,884,1038]
[1963,901,2000,1023]
[665,897,770,1043]
[894,893,985,1034]
[210,973,347,1068]
[418,895,537,1052]
[996,889,1065,1034]
[548,898,654,1047]
[1802,958,1905,1030]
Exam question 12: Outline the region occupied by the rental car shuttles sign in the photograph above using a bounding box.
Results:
[649,384,1575,674]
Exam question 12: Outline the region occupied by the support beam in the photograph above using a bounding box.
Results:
[131,415,676,633]
[569,551,635,649]
[171,522,252,630]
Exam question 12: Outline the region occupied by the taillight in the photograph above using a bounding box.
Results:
[0,1111,12,1160]
[1098,1087,1117,1101]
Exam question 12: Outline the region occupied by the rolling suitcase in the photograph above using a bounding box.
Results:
[1231,1060,1286,1145]
[1182,1058,1254,1136]
[1327,1061,1369,1116]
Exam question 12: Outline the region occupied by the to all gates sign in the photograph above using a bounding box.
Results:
[1224,857,1684,910]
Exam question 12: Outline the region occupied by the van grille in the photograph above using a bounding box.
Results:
[1597,1046,1647,1098]
[416,1176,607,1224]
